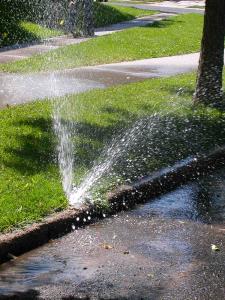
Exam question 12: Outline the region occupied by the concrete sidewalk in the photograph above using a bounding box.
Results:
[148,0,204,8]
[0,13,173,65]
[0,52,200,107]
[2,49,225,107]
[110,2,204,15]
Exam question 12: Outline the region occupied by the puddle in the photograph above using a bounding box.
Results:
[0,73,105,107]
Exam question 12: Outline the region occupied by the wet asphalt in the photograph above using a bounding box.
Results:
[1,168,225,299]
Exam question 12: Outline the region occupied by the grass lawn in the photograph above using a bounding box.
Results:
[1,72,225,232]
[0,14,203,73]
[0,2,153,48]
[190,6,204,9]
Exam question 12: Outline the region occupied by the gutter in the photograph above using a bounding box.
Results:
[0,146,225,264]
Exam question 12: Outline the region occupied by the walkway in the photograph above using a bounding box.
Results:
[149,0,204,8]
[110,1,204,15]
[0,13,173,64]
[2,50,225,107]
[0,52,200,106]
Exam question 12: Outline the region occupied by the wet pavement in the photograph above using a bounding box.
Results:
[0,72,105,106]
[1,168,225,299]
[3,50,225,107]
[0,52,200,107]
[0,38,88,64]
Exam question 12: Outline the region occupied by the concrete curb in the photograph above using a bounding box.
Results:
[0,146,225,264]
[108,147,225,209]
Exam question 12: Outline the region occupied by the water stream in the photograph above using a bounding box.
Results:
[52,106,165,207]
[52,102,196,207]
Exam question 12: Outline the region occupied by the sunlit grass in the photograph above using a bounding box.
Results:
[0,72,225,232]
[19,22,63,40]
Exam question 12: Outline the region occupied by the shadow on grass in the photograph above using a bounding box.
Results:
[3,117,56,175]
[71,102,225,185]
[3,94,225,186]
[0,0,65,48]
[0,1,37,47]
[145,18,180,29]
[94,3,139,28]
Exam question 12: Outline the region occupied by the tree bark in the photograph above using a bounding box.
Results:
[194,0,225,106]
[68,0,94,37]
[83,0,94,37]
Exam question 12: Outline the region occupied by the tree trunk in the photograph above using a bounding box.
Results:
[83,0,94,37]
[194,0,225,106]
[68,0,94,37]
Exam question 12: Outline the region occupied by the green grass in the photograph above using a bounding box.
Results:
[0,2,154,48]
[190,5,204,9]
[1,72,225,232]
[0,102,67,232]
[0,14,203,73]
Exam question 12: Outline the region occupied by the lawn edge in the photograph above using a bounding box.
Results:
[0,10,159,54]
[1,145,225,264]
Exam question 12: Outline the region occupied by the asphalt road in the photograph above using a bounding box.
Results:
[1,168,225,299]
